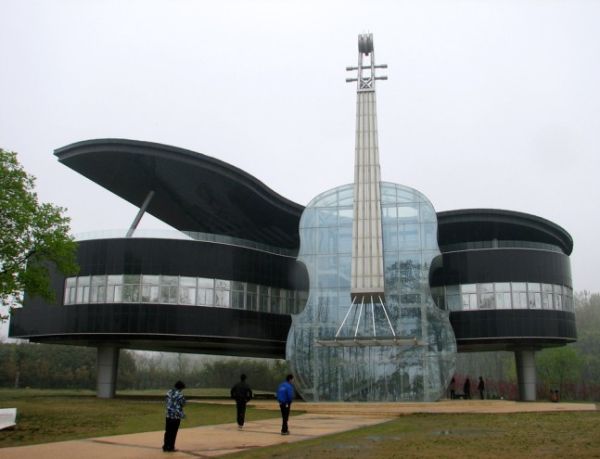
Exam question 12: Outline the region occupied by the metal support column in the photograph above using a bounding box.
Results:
[97,345,120,398]
[126,190,155,238]
[515,349,537,401]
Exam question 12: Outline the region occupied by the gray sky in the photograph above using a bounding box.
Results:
[1,0,599,293]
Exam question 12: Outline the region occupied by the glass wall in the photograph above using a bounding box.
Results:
[431,282,574,312]
[288,183,456,402]
[64,274,307,315]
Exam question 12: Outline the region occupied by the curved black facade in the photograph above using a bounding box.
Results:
[10,237,307,358]
[449,309,577,352]
[430,249,572,287]
[433,209,576,351]
[9,140,576,364]
[74,238,306,289]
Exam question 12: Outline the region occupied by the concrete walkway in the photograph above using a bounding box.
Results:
[0,413,389,459]
[0,400,596,459]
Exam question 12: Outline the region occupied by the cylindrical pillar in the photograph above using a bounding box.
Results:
[515,349,536,401]
[97,346,119,398]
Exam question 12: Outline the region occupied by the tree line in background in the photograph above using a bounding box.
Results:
[0,343,290,393]
[1,292,599,400]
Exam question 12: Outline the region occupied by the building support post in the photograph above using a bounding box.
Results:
[126,190,155,238]
[97,345,119,398]
[515,349,536,401]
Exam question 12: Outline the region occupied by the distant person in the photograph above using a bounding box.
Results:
[276,374,295,435]
[449,377,456,400]
[463,377,471,399]
[230,374,253,429]
[478,376,485,400]
[163,380,186,453]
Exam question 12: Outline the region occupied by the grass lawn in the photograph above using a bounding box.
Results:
[225,410,600,459]
[0,388,282,448]
[2,390,599,457]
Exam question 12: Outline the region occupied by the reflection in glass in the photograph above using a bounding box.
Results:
[62,274,306,315]
[179,277,197,305]
[435,282,573,312]
[291,183,456,402]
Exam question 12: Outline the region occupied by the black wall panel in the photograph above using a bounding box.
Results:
[430,249,572,287]
[76,238,308,290]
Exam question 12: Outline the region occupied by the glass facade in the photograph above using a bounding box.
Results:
[288,183,456,402]
[431,282,574,312]
[64,274,306,315]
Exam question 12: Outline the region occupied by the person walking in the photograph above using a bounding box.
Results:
[478,376,485,400]
[230,374,253,429]
[463,377,471,399]
[449,377,456,400]
[163,380,186,453]
[276,374,295,435]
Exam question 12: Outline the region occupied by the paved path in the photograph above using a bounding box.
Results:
[0,413,389,459]
[0,400,596,459]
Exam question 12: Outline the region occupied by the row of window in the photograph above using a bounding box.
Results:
[64,275,307,315]
[430,282,574,312]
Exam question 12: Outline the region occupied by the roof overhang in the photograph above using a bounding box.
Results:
[437,208,573,255]
[56,139,304,249]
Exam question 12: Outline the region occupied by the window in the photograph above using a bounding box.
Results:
[527,283,541,309]
[141,275,160,303]
[495,283,511,309]
[160,276,178,304]
[122,275,140,302]
[512,283,527,309]
[231,281,245,309]
[90,275,107,303]
[64,277,77,304]
[107,275,123,302]
[246,283,258,311]
[542,284,554,309]
[61,274,307,315]
[259,286,270,312]
[179,277,197,305]
[215,280,230,307]
[553,285,563,311]
[478,283,495,309]
[270,288,282,312]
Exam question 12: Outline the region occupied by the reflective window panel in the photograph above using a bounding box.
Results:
[291,183,456,402]
[63,274,306,315]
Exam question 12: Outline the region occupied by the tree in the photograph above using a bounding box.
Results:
[573,292,600,397]
[536,345,583,398]
[0,148,78,317]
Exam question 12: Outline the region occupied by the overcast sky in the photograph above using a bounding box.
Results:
[1,0,599,294]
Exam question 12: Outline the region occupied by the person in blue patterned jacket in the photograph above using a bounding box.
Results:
[162,380,186,452]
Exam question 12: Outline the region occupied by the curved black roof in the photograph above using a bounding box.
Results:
[56,140,573,255]
[437,209,573,255]
[56,139,304,249]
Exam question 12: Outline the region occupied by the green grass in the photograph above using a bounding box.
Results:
[225,411,600,459]
[2,389,599,457]
[0,388,281,448]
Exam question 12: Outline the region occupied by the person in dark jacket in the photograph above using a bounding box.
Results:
[276,374,295,435]
[163,380,186,452]
[463,377,471,399]
[478,376,485,400]
[449,377,456,400]
[230,374,253,429]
